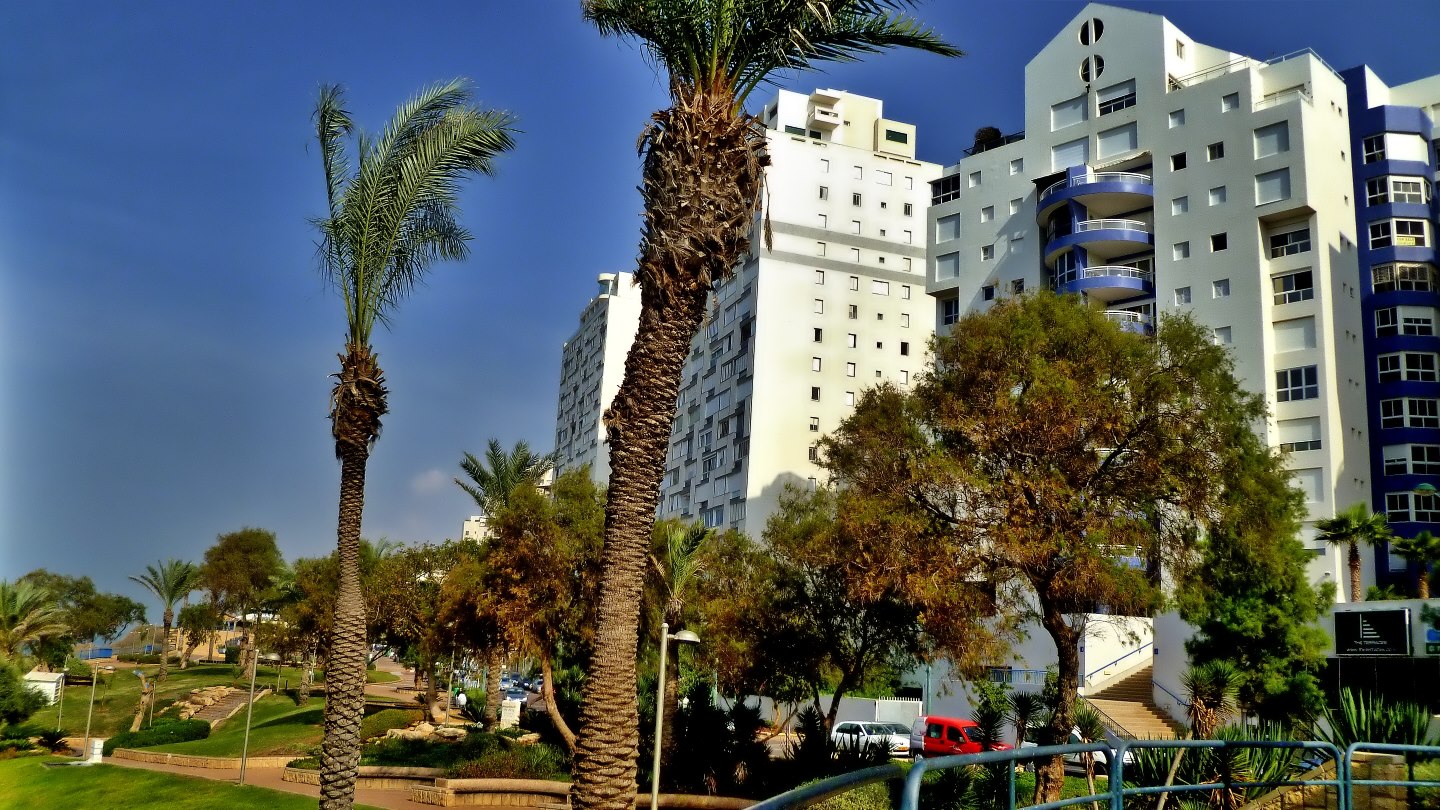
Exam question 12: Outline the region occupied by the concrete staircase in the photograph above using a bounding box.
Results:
[1084,665,1182,740]
[191,687,269,728]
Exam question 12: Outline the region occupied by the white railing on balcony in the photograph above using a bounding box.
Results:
[1254,85,1311,111]
[1057,265,1155,286]
[1104,310,1154,326]
[1040,171,1152,201]
[1265,48,1342,81]
[809,106,840,124]
[1171,57,1254,89]
[1075,218,1149,233]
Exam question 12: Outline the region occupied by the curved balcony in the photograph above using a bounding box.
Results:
[1104,310,1154,335]
[1056,265,1155,303]
[1038,171,1153,220]
[1045,218,1154,266]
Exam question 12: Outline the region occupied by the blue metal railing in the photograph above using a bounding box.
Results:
[1152,678,1189,709]
[747,739,1440,809]
[1082,641,1152,686]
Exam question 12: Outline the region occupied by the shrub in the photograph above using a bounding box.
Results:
[36,729,68,752]
[287,756,319,770]
[116,654,162,664]
[447,744,569,781]
[0,723,42,741]
[360,708,422,741]
[807,781,891,810]
[0,661,45,727]
[103,718,211,755]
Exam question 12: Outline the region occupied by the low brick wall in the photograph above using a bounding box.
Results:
[284,765,444,790]
[409,779,751,809]
[111,748,295,769]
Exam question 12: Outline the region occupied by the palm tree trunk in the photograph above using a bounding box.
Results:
[319,442,371,810]
[571,87,764,810]
[485,650,502,731]
[1420,570,1431,600]
[159,608,174,683]
[299,644,317,706]
[1349,541,1363,602]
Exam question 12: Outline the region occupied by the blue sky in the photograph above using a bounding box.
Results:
[2,1,1438,622]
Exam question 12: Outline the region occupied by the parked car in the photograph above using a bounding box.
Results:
[1017,729,1134,774]
[504,687,528,703]
[909,715,1013,758]
[831,721,912,758]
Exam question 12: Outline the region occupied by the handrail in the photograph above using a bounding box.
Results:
[1172,57,1253,88]
[748,762,906,810]
[1255,85,1312,111]
[1074,218,1148,233]
[1103,310,1152,324]
[1153,678,1190,708]
[1083,640,1153,685]
[1057,265,1154,286]
[1113,739,1347,809]
[1266,48,1343,81]
[1040,171,1152,200]
[1078,695,1136,740]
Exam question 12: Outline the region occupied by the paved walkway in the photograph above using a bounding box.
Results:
[103,756,433,809]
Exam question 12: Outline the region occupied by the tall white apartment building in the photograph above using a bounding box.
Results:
[553,272,642,485]
[652,88,942,534]
[926,3,1375,589]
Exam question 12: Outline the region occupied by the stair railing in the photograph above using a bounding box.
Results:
[1078,694,1137,740]
[1083,640,1153,687]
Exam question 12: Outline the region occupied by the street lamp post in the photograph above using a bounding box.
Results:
[239,613,262,785]
[81,665,114,758]
[650,622,700,810]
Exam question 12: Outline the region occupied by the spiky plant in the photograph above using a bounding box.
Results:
[574,4,959,808]
[310,79,516,810]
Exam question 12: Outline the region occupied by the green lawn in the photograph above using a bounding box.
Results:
[0,755,382,810]
[148,695,324,757]
[366,669,400,684]
[29,664,319,739]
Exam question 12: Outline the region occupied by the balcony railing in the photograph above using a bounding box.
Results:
[1075,218,1149,233]
[1040,171,1152,200]
[1056,265,1154,286]
[1104,310,1154,327]
[1254,84,1311,111]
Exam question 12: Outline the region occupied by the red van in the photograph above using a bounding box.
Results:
[908,715,1013,758]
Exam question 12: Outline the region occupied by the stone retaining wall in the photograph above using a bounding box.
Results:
[283,765,445,790]
[409,779,751,809]
[111,748,295,769]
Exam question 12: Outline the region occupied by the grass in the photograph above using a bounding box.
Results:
[0,755,383,809]
[365,669,400,684]
[148,695,324,757]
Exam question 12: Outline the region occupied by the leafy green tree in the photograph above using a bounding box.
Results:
[200,528,283,680]
[1392,530,1440,599]
[573,4,958,807]
[0,580,68,660]
[17,571,144,665]
[310,79,517,810]
[1176,425,1331,727]
[820,293,1275,803]
[175,602,217,671]
[369,541,471,711]
[0,656,45,727]
[646,519,711,767]
[1316,503,1392,603]
[128,559,200,682]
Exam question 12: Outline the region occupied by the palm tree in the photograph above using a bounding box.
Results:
[0,579,67,660]
[1007,690,1045,749]
[128,559,200,682]
[1392,530,1440,599]
[455,439,556,517]
[648,521,711,764]
[574,4,958,807]
[311,79,517,810]
[1316,503,1393,602]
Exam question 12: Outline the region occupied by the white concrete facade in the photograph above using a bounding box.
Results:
[655,88,941,534]
[553,272,642,486]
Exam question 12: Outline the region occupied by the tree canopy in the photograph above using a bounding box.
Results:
[17,570,145,664]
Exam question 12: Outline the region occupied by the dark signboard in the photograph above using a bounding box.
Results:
[1426,625,1440,657]
[1335,609,1411,657]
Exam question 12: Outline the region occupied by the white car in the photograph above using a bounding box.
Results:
[1018,730,1134,774]
[831,721,912,758]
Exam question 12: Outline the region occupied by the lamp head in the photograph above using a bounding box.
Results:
[671,629,701,645]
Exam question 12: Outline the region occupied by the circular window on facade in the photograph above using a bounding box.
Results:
[1079,18,1104,45]
[1080,55,1105,82]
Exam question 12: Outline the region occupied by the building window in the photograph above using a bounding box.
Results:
[1011,279,1025,294]
[703,504,725,527]
[1176,39,1185,58]
[903,230,913,244]
[1371,219,1430,249]
[1175,286,1192,305]
[1378,352,1439,382]
[1221,92,1239,112]
[850,219,861,234]
[1272,269,1314,304]
[1277,417,1322,453]
[810,386,821,401]
[1386,493,1411,522]
[1009,198,1022,215]
[1207,142,1225,160]
[846,333,857,348]
[1373,263,1437,292]
[900,341,910,356]
[820,158,829,173]
[1378,306,1436,337]
[968,171,982,188]
[1276,366,1319,401]
[1381,398,1440,429]
[846,362,856,377]
[1386,445,1440,476]
[1173,241,1191,260]
[819,186,829,200]
[1256,168,1292,205]
[980,205,994,223]
[1214,326,1233,344]
[981,244,995,260]
[1363,134,1385,164]
[1211,233,1228,252]
[848,305,858,320]
[1209,186,1226,206]
[1171,152,1187,171]
[851,192,862,207]
[813,299,824,314]
[813,327,823,342]
[1213,279,1230,298]
[1169,109,1185,128]
[903,203,914,216]
[809,416,820,432]
[843,391,856,406]
[1393,178,1430,204]
[884,129,908,144]
[1253,122,1290,158]
[849,247,860,263]
[810,356,822,372]
[814,270,825,285]
[942,299,960,325]
[849,275,860,291]
[982,285,995,301]
[1010,158,1024,175]
[1097,79,1137,115]
[901,313,911,327]
[1172,196,1189,215]
[931,175,961,205]
[1269,227,1311,258]
[901,285,911,300]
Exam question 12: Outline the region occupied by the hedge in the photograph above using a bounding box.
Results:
[102,718,211,755]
